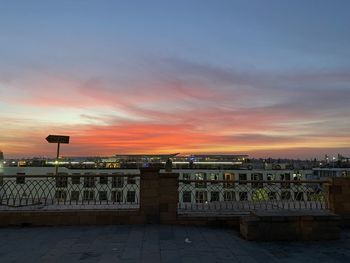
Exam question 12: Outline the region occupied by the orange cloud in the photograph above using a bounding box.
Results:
[1,61,350,158]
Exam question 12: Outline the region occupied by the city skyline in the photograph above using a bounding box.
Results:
[1,0,350,159]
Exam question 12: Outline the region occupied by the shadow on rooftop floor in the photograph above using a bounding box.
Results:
[0,225,349,263]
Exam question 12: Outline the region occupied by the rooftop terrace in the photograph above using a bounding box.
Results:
[0,168,349,262]
[1,225,349,263]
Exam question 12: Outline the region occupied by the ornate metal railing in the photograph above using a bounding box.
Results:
[178,180,328,213]
[0,175,140,210]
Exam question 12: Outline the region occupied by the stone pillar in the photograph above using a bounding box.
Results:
[327,177,350,226]
[327,177,350,214]
[140,168,160,223]
[139,168,179,224]
[159,172,179,224]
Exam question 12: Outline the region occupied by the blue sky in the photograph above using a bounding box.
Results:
[2,0,350,72]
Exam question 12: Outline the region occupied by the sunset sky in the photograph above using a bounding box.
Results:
[1,0,350,159]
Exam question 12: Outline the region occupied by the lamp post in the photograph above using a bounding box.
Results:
[46,135,70,176]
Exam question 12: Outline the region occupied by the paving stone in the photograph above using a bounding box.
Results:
[141,252,161,263]
[236,255,258,263]
[160,240,178,250]
[180,256,201,263]
[0,225,350,263]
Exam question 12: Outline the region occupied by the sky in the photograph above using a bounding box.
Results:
[1,0,350,159]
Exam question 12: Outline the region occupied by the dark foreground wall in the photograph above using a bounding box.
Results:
[0,210,142,227]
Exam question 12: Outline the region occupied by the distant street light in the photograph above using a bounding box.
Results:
[46,135,70,176]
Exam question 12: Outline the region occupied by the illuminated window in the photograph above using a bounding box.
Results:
[195,173,207,188]
[209,173,219,184]
[224,173,235,188]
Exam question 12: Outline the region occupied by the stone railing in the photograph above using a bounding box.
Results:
[0,174,140,210]
[178,180,328,214]
[0,168,349,227]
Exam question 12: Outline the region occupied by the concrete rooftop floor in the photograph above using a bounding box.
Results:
[0,225,349,263]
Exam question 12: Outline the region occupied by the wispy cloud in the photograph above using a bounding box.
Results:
[1,57,350,158]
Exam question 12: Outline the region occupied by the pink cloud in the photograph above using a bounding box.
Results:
[1,60,350,158]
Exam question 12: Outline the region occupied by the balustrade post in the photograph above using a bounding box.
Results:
[327,177,350,225]
[139,168,179,224]
[159,172,179,224]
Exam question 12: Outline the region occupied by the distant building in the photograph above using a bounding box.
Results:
[312,167,350,179]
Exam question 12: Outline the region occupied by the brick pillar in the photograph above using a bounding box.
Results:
[139,168,179,224]
[140,168,160,223]
[327,177,350,215]
[159,172,179,224]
